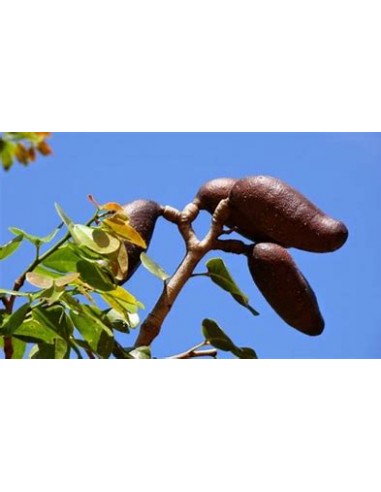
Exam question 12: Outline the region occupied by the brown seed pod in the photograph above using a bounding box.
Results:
[229,175,348,253]
[248,243,325,336]
[120,199,162,283]
[195,177,237,214]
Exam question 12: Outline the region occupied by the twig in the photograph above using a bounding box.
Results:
[4,337,13,359]
[166,341,217,359]
[85,350,95,359]
[167,348,218,359]
[134,199,233,348]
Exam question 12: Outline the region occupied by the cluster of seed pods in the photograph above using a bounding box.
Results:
[195,176,348,336]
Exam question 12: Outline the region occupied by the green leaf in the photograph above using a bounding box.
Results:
[206,258,259,316]
[140,252,170,281]
[9,225,61,247]
[233,347,258,359]
[202,318,236,352]
[0,303,30,335]
[202,318,257,359]
[0,140,16,170]
[32,305,73,341]
[11,338,27,359]
[30,339,68,359]
[0,235,23,260]
[105,309,140,333]
[13,318,58,344]
[70,305,114,358]
[0,334,27,358]
[33,265,63,279]
[59,292,83,313]
[55,203,74,229]
[71,224,120,255]
[34,284,66,306]
[128,346,151,359]
[76,260,114,291]
[41,244,82,273]
[77,245,106,261]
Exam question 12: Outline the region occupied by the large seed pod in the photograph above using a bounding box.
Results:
[195,177,237,214]
[248,243,325,336]
[229,175,348,253]
[120,200,162,283]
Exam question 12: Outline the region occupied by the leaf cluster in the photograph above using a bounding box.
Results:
[0,132,52,171]
[0,201,154,359]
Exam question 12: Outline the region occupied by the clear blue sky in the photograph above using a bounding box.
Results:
[1,133,380,358]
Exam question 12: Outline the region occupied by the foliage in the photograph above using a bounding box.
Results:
[0,132,52,171]
[0,199,150,359]
[0,132,266,359]
[0,200,258,359]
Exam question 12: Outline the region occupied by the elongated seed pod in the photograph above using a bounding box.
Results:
[229,176,348,252]
[121,200,162,282]
[248,243,325,335]
[195,177,237,214]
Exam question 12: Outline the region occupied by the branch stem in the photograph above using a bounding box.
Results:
[134,249,205,347]
[134,199,232,348]
[167,344,218,359]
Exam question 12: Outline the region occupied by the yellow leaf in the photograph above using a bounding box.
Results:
[26,272,54,289]
[100,202,125,213]
[101,286,144,315]
[103,217,146,248]
[111,286,143,306]
[37,141,52,156]
[55,272,80,287]
[108,243,129,282]
[15,143,29,164]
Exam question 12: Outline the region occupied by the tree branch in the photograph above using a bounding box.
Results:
[134,199,232,348]
[167,347,218,359]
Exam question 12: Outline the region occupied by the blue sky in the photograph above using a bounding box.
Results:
[1,132,380,358]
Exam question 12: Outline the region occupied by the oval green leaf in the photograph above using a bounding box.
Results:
[206,258,259,316]
[42,244,82,272]
[0,302,31,336]
[70,306,114,358]
[76,260,114,291]
[202,318,236,352]
[9,225,61,246]
[55,203,74,229]
[0,235,23,260]
[13,318,58,344]
[71,224,120,255]
[140,252,170,281]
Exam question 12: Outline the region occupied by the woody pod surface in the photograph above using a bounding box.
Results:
[120,199,162,283]
[248,243,325,336]
[196,175,348,253]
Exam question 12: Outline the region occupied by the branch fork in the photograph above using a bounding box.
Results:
[134,199,248,348]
